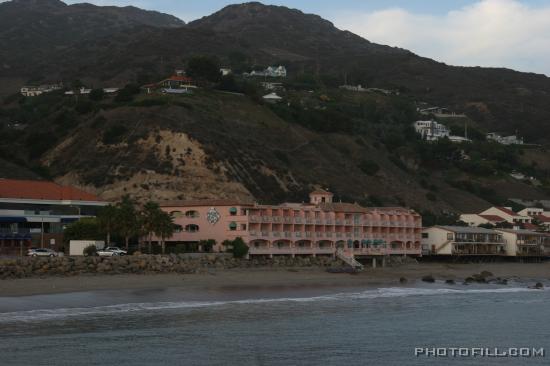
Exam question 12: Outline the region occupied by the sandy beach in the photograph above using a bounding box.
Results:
[1,262,549,297]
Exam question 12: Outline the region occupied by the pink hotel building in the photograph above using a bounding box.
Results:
[160,190,422,258]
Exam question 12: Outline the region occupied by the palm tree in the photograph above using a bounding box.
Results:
[96,204,118,245]
[116,196,140,251]
[141,201,163,254]
[155,212,176,254]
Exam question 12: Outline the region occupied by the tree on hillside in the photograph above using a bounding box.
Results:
[116,195,140,250]
[96,204,119,245]
[89,88,105,101]
[186,55,221,83]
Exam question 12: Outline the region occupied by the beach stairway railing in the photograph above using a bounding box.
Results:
[336,249,364,271]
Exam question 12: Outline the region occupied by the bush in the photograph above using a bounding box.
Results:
[359,160,380,176]
[103,124,128,144]
[83,245,98,257]
[223,237,249,258]
[89,88,105,101]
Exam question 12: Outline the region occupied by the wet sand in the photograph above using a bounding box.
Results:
[1,262,549,297]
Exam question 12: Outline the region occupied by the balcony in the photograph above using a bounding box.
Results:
[294,232,302,238]
[249,216,261,223]
[273,231,281,238]
[294,218,303,224]
[283,217,293,223]
[305,232,313,238]
[306,219,314,224]
[335,220,343,225]
[261,216,271,223]
[325,219,333,225]
[315,232,323,238]
[272,216,282,223]
[284,232,292,238]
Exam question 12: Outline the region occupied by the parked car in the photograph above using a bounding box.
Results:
[97,247,127,257]
[27,248,59,257]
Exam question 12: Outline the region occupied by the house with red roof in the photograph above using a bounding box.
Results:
[0,179,107,255]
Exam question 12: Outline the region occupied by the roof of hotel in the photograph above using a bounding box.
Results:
[0,179,102,201]
[319,202,368,213]
[435,226,498,234]
[160,199,254,208]
[479,214,507,222]
[537,215,550,223]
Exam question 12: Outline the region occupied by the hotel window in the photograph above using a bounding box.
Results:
[229,222,237,231]
[185,224,200,233]
[241,224,247,230]
[422,233,429,239]
[185,210,200,218]
[229,207,238,216]
[170,211,184,218]
[447,233,454,240]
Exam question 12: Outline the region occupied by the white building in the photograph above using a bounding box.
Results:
[249,66,287,78]
[339,84,368,92]
[262,92,283,103]
[414,120,450,141]
[421,226,505,256]
[487,133,524,145]
[220,68,232,76]
[480,207,531,225]
[495,229,550,257]
[459,214,507,227]
[20,84,62,97]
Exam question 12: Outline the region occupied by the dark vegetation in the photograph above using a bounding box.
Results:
[0,1,550,219]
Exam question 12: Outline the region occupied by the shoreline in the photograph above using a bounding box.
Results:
[1,262,549,297]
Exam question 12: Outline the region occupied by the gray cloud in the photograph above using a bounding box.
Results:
[333,0,550,76]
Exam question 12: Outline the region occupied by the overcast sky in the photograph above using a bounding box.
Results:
[9,0,550,75]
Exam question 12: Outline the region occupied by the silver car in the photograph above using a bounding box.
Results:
[27,248,59,257]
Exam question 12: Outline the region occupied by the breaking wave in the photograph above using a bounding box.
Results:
[0,286,545,323]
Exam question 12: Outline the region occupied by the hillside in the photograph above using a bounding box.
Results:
[1,1,550,220]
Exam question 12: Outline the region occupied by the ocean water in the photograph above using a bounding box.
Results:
[1,281,549,366]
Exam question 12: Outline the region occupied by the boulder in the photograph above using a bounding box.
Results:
[445,279,456,285]
[399,277,408,284]
[421,275,435,283]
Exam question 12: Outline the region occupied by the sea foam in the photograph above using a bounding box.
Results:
[0,286,546,324]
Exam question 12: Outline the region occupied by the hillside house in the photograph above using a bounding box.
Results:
[248,66,287,78]
[459,214,507,227]
[339,84,368,92]
[262,92,283,103]
[220,68,232,76]
[20,84,62,97]
[414,120,450,141]
[460,207,532,228]
[487,133,524,145]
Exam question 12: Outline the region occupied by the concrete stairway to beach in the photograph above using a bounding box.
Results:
[336,249,364,271]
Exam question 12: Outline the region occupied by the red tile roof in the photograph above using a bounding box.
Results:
[495,207,520,217]
[164,75,193,82]
[479,214,506,222]
[0,179,102,201]
[537,215,550,223]
[522,223,539,230]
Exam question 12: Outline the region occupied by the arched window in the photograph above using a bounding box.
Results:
[229,207,238,216]
[170,211,183,218]
[185,210,200,218]
[185,224,200,233]
[229,222,237,231]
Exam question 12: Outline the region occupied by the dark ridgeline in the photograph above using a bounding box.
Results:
[1,0,550,213]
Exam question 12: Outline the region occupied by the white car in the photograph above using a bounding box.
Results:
[97,247,127,257]
[27,248,59,257]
